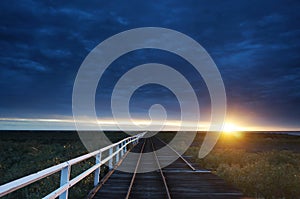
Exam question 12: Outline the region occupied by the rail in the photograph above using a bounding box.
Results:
[150,138,172,199]
[125,138,172,199]
[0,132,146,199]
[155,136,196,171]
[125,140,146,199]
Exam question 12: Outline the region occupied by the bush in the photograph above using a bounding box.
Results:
[195,149,300,198]
[0,140,95,199]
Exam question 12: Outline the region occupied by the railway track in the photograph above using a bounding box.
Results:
[124,137,173,199]
[92,134,245,199]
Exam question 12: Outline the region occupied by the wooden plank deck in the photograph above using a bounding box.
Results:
[90,137,247,199]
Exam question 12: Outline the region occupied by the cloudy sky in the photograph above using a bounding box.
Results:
[0,0,299,130]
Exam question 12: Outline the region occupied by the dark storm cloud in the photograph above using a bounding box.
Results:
[0,0,299,128]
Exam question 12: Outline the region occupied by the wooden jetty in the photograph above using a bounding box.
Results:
[89,136,246,199]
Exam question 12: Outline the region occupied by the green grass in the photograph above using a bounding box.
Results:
[194,149,300,198]
[186,132,300,199]
[0,131,127,199]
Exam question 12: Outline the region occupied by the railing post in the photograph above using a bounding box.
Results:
[121,141,126,157]
[94,152,102,186]
[116,144,120,163]
[108,147,113,169]
[124,140,127,153]
[59,164,70,199]
[120,142,124,158]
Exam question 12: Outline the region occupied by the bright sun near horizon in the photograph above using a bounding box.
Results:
[221,122,245,139]
[223,123,239,132]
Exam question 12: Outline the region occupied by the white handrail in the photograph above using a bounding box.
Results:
[0,132,146,199]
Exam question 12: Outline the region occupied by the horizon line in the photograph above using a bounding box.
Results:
[0,117,299,131]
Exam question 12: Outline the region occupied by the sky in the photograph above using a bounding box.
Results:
[0,0,299,130]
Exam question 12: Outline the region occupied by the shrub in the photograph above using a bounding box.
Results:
[196,149,300,198]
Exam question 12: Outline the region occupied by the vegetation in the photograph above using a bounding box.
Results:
[1,131,300,198]
[0,131,127,199]
[187,132,300,199]
[195,149,300,198]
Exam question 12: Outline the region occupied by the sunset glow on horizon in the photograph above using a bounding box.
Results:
[0,117,299,131]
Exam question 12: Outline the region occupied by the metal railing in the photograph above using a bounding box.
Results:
[0,132,146,199]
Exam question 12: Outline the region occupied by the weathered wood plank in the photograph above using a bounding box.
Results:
[92,137,247,199]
